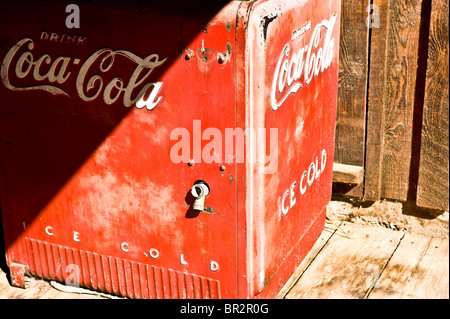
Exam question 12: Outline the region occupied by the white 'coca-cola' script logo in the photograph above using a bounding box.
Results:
[271,13,337,111]
[1,37,166,110]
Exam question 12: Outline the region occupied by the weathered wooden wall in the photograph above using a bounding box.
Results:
[334,0,370,197]
[333,0,449,212]
[416,0,449,211]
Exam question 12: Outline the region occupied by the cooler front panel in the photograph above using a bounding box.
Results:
[0,0,239,298]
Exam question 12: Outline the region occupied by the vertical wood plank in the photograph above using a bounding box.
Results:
[364,0,390,201]
[334,0,370,197]
[416,0,449,211]
[380,0,423,201]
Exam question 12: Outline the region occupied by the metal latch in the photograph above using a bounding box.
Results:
[190,180,214,213]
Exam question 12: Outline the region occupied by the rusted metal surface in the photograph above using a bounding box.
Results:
[0,0,340,298]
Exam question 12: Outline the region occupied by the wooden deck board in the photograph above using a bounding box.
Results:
[276,218,340,298]
[368,233,449,299]
[285,222,405,299]
[404,237,449,299]
[367,232,431,299]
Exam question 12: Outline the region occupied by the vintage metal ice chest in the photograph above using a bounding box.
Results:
[0,0,340,298]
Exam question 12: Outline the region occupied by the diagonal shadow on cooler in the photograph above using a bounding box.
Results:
[0,0,231,278]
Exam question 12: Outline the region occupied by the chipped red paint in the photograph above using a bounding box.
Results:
[0,0,340,298]
[9,263,27,288]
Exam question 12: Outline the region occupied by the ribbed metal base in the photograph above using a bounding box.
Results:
[24,238,220,299]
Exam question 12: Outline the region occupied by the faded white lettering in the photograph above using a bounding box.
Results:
[271,13,337,111]
[278,149,327,220]
[1,37,166,110]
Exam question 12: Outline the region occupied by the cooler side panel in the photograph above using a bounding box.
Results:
[246,0,341,297]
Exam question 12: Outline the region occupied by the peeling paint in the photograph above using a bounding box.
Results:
[227,41,232,56]
[261,14,278,42]
[196,47,215,63]
[203,206,217,214]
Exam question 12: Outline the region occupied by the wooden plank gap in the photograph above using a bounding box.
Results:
[284,223,404,299]
[333,163,364,184]
[363,230,406,299]
[368,233,449,298]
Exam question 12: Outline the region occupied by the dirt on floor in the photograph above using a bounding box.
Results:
[327,196,449,239]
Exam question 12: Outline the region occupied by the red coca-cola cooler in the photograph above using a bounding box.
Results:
[0,0,340,298]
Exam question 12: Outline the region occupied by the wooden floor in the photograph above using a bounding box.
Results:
[277,220,449,299]
[1,220,448,299]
